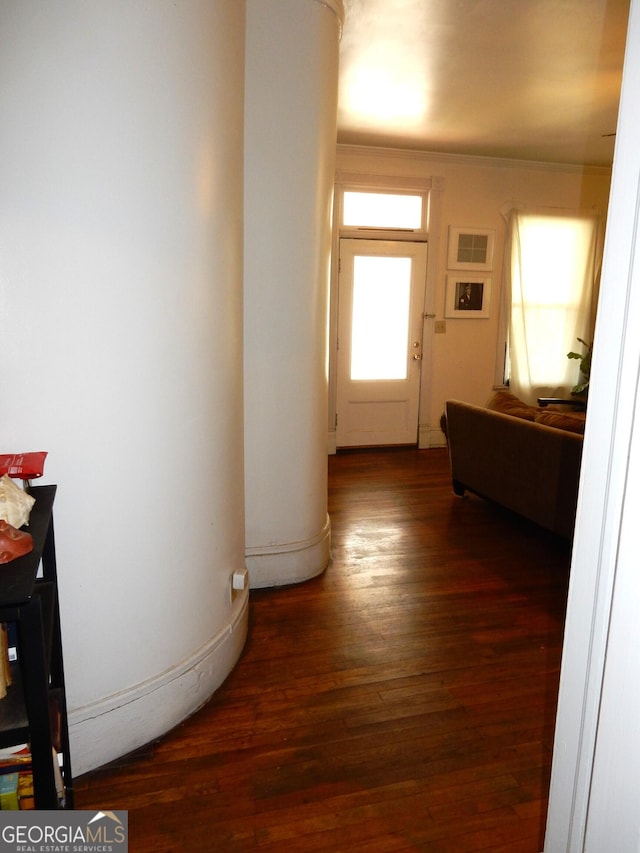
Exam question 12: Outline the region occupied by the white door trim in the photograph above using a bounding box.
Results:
[328,175,445,453]
[544,2,640,848]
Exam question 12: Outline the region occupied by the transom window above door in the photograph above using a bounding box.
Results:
[343,191,423,230]
[336,177,433,241]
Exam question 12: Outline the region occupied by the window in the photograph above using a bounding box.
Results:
[343,191,423,230]
[504,209,599,403]
[350,254,412,380]
[335,177,432,241]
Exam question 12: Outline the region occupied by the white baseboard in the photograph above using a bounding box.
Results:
[330,428,446,452]
[68,587,249,777]
[419,424,447,449]
[245,514,331,588]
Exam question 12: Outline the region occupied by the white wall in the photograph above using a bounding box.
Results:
[331,146,612,447]
[0,1,248,775]
[244,0,343,587]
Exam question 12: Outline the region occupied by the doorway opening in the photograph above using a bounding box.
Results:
[330,181,434,450]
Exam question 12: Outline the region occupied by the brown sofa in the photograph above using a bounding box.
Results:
[444,391,585,539]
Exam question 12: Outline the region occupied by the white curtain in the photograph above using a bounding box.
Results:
[505,208,599,405]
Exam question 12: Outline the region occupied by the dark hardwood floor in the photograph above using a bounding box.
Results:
[75,447,571,852]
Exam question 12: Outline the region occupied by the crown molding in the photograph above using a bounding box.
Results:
[336,143,613,176]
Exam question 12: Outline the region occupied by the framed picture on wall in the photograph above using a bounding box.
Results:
[445,274,492,318]
[447,226,495,271]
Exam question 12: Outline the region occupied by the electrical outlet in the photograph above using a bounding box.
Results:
[435,320,447,334]
[230,569,248,603]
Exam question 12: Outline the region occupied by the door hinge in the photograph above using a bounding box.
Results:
[335,413,338,428]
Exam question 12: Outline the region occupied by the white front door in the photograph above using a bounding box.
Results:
[336,239,428,447]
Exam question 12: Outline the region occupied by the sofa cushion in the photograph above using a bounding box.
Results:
[534,410,586,434]
[485,389,539,421]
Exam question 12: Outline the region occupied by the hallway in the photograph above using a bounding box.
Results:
[76,448,570,851]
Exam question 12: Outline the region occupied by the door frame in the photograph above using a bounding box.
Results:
[544,3,640,847]
[328,172,445,454]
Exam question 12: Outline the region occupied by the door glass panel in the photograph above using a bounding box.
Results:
[343,191,423,229]
[350,255,412,380]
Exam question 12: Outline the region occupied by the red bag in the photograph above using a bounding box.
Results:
[0,452,48,480]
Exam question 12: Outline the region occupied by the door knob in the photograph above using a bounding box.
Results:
[413,353,423,360]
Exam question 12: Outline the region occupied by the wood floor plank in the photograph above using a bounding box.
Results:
[75,447,569,851]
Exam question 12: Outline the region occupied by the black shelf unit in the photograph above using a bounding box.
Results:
[0,485,73,808]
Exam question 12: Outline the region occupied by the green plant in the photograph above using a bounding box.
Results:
[567,337,592,397]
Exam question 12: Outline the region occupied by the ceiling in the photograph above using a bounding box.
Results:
[337,0,630,167]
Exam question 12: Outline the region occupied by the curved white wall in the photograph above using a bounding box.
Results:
[244,0,344,587]
[0,1,247,775]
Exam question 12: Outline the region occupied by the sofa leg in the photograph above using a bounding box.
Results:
[452,479,466,497]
